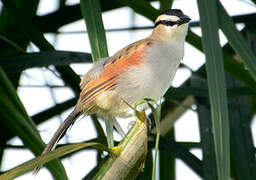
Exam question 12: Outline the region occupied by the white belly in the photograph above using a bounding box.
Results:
[118,41,184,106]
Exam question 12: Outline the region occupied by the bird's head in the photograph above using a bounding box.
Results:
[151,9,191,42]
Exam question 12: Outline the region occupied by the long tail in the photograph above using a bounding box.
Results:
[33,109,81,174]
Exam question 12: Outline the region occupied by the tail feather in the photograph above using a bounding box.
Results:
[33,109,81,175]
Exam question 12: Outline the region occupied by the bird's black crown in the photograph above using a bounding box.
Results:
[159,9,184,18]
[154,9,191,28]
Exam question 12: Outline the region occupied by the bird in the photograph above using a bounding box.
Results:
[35,8,190,172]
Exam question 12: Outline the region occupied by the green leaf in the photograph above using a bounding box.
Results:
[226,75,256,180]
[0,51,92,73]
[2,0,81,94]
[35,0,130,33]
[32,98,77,124]
[91,114,107,144]
[191,78,218,180]
[165,86,256,98]
[159,0,173,11]
[0,66,67,179]
[80,0,108,60]
[158,138,203,178]
[0,0,40,146]
[160,131,175,180]
[187,31,256,91]
[197,0,230,179]
[115,0,158,21]
[189,13,256,28]
[250,0,256,4]
[217,2,256,82]
[1,0,54,51]
[80,0,113,147]
[0,142,106,180]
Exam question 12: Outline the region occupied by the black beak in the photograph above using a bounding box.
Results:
[177,15,191,25]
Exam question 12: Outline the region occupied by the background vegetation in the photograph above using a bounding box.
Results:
[0,0,256,179]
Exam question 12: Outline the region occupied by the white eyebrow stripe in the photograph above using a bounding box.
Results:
[155,15,180,23]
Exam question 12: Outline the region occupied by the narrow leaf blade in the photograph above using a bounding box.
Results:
[80,0,108,60]
[197,0,230,179]
[217,2,256,82]
[0,142,105,180]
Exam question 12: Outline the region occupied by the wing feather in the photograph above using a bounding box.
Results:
[77,39,151,112]
[80,75,118,105]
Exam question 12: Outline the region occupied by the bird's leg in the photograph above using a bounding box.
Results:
[105,119,114,148]
[146,115,152,135]
[105,117,125,148]
[111,117,125,138]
